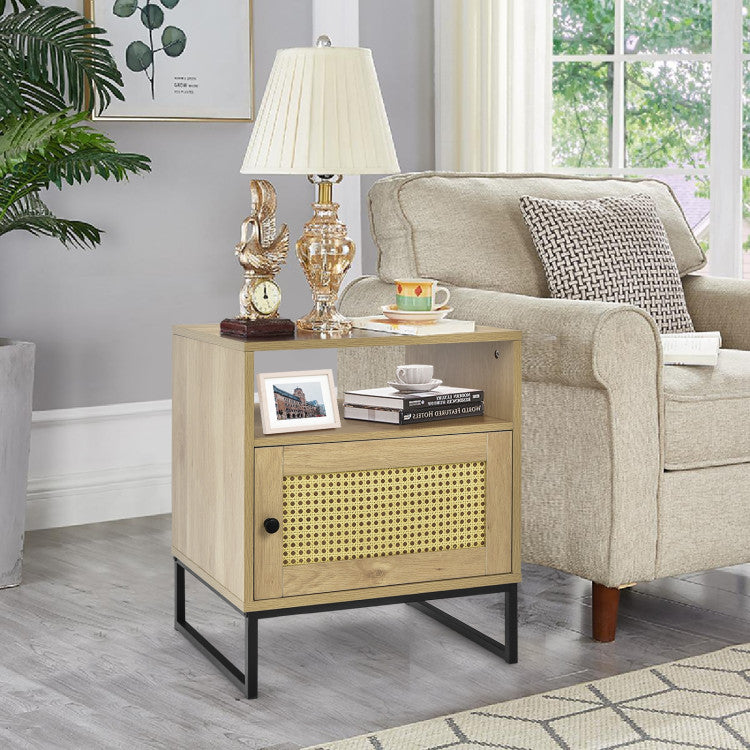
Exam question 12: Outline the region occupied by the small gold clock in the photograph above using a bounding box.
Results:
[221,180,295,338]
[250,278,282,316]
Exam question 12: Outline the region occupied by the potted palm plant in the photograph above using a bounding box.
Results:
[0,0,150,587]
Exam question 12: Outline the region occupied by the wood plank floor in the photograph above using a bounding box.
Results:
[1,514,748,749]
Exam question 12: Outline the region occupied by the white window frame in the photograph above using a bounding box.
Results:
[549,0,744,278]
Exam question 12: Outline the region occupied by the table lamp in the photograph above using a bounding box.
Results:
[241,36,400,334]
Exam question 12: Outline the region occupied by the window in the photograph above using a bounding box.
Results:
[551,0,748,279]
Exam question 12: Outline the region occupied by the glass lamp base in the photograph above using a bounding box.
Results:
[296,302,352,334]
[296,180,356,336]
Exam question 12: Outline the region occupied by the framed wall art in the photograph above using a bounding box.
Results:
[256,370,341,435]
[85,0,254,122]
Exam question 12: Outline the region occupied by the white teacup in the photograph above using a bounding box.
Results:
[396,364,433,385]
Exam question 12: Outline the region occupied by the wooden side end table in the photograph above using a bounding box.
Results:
[172,325,522,698]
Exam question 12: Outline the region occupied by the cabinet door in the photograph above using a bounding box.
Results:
[253,433,512,600]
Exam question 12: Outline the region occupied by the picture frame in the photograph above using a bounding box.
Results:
[84,0,254,122]
[257,370,341,435]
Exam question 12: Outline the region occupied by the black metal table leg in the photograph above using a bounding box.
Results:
[504,583,518,663]
[406,583,518,663]
[175,560,185,624]
[174,559,257,697]
[244,614,258,699]
[174,557,519,698]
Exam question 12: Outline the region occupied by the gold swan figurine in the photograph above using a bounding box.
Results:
[235,180,289,318]
[235,180,289,278]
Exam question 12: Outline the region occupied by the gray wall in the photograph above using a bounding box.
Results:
[360,0,436,275]
[0,0,434,411]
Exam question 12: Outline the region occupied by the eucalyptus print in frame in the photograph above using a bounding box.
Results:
[112,0,186,99]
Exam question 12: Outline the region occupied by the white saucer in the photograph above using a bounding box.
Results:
[381,305,452,324]
[387,378,442,393]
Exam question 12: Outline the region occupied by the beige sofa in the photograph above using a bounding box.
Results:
[338,172,750,642]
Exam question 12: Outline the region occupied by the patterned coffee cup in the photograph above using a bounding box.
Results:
[395,279,451,312]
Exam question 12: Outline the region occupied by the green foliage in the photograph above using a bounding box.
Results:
[0,1,151,249]
[552,61,611,167]
[553,0,712,171]
[125,40,152,72]
[0,193,101,248]
[624,0,711,55]
[162,26,186,57]
[112,0,137,18]
[140,4,163,30]
[118,0,185,99]
[552,0,746,250]
[624,60,710,170]
[2,113,149,195]
[0,110,87,173]
[554,0,614,55]
[0,0,36,14]
[0,5,125,117]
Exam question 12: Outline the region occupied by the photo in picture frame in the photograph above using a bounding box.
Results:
[85,0,253,122]
[257,370,341,435]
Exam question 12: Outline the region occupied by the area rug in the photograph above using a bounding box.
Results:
[305,644,750,749]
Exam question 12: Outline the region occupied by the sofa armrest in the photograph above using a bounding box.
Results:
[341,276,662,391]
[683,274,750,350]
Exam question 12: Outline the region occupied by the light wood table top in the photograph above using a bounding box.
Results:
[173,324,522,351]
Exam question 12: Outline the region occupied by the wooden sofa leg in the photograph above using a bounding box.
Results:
[592,582,621,642]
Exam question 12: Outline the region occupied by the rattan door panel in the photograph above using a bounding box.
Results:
[254,433,512,600]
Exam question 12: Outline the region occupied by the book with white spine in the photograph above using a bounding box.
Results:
[344,385,484,410]
[344,401,484,424]
[349,316,476,336]
[661,331,721,366]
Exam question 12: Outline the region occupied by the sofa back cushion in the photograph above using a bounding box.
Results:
[369,172,706,297]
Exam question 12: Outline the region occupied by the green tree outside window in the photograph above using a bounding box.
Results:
[552,1,750,253]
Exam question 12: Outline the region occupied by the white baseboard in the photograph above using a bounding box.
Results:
[26,400,172,531]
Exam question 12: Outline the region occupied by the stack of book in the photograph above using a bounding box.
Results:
[343,386,484,424]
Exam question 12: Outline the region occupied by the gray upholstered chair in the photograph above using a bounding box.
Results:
[338,172,750,642]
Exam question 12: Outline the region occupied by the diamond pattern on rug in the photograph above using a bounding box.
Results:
[306,645,750,750]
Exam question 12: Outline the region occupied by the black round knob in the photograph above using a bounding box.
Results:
[263,517,280,534]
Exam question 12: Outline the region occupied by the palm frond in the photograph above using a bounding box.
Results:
[1,117,150,213]
[0,5,150,250]
[0,45,24,116]
[0,0,38,15]
[0,109,85,172]
[0,192,101,248]
[0,6,124,115]
[25,142,151,189]
[16,77,66,115]
[21,129,150,187]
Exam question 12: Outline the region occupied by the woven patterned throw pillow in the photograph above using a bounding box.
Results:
[519,193,694,334]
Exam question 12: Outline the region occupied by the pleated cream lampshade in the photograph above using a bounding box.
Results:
[241,45,400,175]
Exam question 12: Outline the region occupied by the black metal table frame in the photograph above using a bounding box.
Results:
[174,557,518,699]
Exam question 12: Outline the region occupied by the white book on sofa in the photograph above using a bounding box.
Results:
[661,331,722,366]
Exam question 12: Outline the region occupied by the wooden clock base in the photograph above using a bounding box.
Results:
[220,317,296,339]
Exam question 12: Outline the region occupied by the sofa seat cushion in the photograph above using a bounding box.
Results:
[663,349,750,470]
[369,172,706,297]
